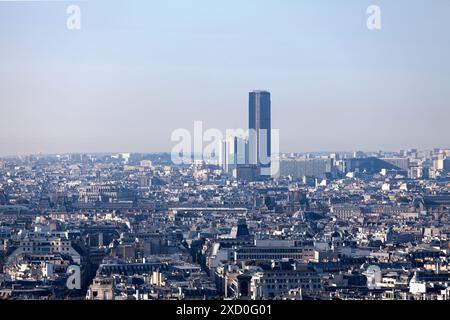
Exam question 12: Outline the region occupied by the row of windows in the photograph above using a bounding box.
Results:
[237,255,303,260]
[239,248,312,253]
[262,278,320,284]
[22,247,71,252]
[266,273,313,277]
[264,284,322,290]
[22,242,69,246]
[29,256,54,261]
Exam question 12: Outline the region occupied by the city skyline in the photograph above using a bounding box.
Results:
[1,0,450,307]
[0,85,448,157]
[1,0,449,155]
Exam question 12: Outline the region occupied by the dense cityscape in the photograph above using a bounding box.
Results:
[0,91,449,301]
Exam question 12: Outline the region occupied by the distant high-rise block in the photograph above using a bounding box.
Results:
[249,90,271,169]
[220,136,248,173]
[444,158,450,173]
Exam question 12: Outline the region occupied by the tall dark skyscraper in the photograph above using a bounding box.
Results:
[249,90,271,168]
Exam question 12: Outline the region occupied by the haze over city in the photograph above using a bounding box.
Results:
[1,0,449,155]
[2,0,450,310]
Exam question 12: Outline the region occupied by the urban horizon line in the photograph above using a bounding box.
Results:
[1,147,449,159]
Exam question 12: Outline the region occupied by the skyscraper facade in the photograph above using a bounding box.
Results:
[249,90,271,168]
[220,136,248,173]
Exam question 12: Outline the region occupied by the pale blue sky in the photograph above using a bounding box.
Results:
[0,0,449,155]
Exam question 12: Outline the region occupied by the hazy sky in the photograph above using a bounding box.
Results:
[0,0,449,155]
